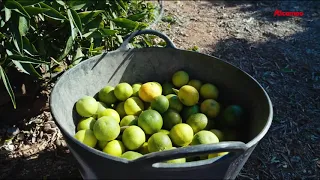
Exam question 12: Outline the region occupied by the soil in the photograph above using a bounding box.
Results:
[1,1,320,179]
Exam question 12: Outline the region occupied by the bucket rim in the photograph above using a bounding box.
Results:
[49,47,273,161]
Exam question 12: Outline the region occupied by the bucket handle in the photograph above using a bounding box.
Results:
[118,29,176,50]
[132,141,248,166]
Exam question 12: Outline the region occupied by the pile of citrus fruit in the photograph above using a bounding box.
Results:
[73,70,244,162]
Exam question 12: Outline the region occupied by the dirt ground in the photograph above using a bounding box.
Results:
[1,1,320,179]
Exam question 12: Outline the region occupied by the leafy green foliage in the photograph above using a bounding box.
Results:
[0,0,161,108]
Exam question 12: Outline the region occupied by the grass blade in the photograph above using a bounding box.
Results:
[8,54,49,64]
[0,65,16,109]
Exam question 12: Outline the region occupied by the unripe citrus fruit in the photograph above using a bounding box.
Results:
[98,140,108,150]
[222,105,244,126]
[74,129,97,148]
[124,97,144,115]
[120,115,138,127]
[200,83,219,100]
[159,129,170,135]
[132,83,142,97]
[77,117,96,131]
[138,110,163,135]
[162,109,182,130]
[200,99,220,118]
[186,113,208,133]
[172,71,189,88]
[191,130,219,145]
[177,85,199,106]
[165,147,186,163]
[138,142,149,155]
[76,96,98,117]
[96,101,108,114]
[121,151,143,160]
[148,132,173,152]
[122,125,146,150]
[151,95,169,114]
[97,108,120,123]
[210,129,224,141]
[169,123,194,147]
[181,105,200,121]
[93,101,108,119]
[166,94,183,112]
[152,81,162,92]
[103,140,126,157]
[191,130,220,159]
[115,102,126,118]
[139,82,162,102]
[208,152,229,159]
[98,86,118,105]
[93,116,120,141]
[162,82,175,95]
[114,83,133,101]
[188,79,202,91]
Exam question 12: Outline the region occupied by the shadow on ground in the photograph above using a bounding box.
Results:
[209,3,320,179]
[0,148,81,179]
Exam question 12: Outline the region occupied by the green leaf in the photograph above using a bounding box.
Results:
[0,32,5,39]
[0,65,16,109]
[118,0,128,11]
[84,15,103,31]
[12,60,42,78]
[78,10,103,24]
[57,36,74,61]
[22,37,38,56]
[82,29,96,38]
[72,47,84,65]
[98,28,118,36]
[78,10,104,19]
[1,20,5,28]
[8,54,49,64]
[15,0,44,6]
[39,2,66,20]
[19,16,30,36]
[84,30,102,39]
[70,9,83,33]
[127,12,147,21]
[20,63,42,78]
[11,60,30,74]
[56,1,66,7]
[67,0,87,10]
[4,0,31,19]
[12,30,23,54]
[112,18,139,30]
[24,6,50,16]
[4,7,12,22]
[67,9,78,40]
